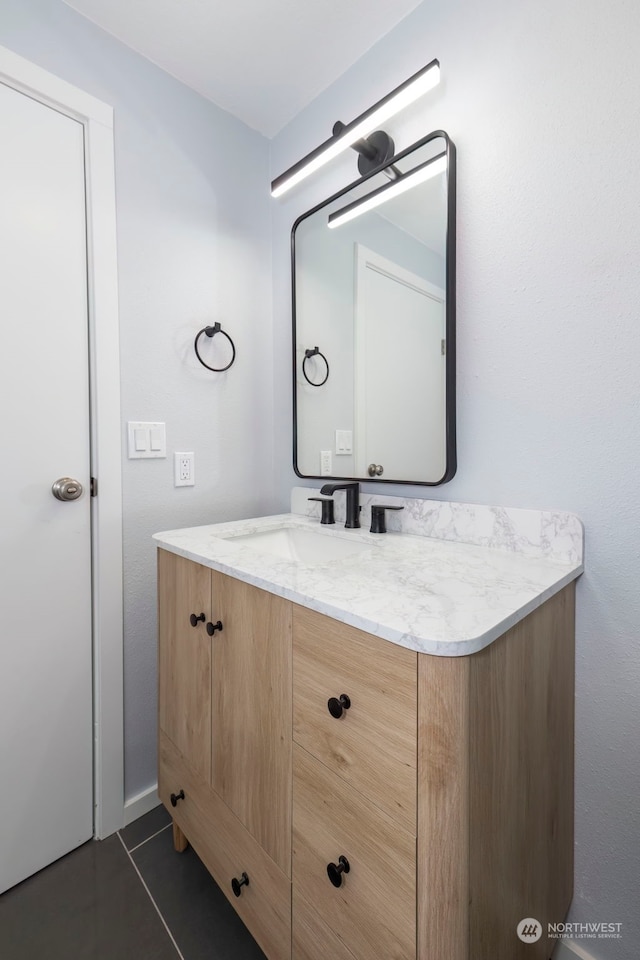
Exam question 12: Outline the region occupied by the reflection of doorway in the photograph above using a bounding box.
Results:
[0,45,123,892]
[354,245,445,480]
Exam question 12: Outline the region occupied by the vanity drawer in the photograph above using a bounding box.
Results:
[292,744,416,960]
[159,732,291,960]
[292,605,417,833]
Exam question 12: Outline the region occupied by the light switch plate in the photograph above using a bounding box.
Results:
[127,422,166,459]
[335,429,353,455]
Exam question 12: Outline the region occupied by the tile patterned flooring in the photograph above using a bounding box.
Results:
[0,805,266,959]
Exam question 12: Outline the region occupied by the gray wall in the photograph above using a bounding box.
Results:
[271,0,640,955]
[0,0,276,800]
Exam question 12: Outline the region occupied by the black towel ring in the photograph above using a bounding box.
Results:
[194,323,236,372]
[302,346,329,386]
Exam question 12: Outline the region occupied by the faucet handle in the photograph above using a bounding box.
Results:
[308,496,335,525]
[370,504,404,534]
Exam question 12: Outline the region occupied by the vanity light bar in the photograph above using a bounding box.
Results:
[327,151,447,229]
[270,59,440,198]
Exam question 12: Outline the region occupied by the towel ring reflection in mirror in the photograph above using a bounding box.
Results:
[194,322,236,372]
[302,347,329,387]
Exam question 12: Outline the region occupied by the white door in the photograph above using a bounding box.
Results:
[355,246,446,481]
[0,80,93,892]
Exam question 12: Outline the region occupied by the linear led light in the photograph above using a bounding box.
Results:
[327,152,447,229]
[270,59,440,198]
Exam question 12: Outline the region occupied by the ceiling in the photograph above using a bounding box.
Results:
[63,0,424,137]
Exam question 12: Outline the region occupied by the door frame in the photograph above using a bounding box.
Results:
[0,45,124,838]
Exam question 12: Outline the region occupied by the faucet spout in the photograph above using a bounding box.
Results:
[319,481,360,529]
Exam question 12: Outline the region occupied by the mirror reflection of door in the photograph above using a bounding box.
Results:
[354,246,445,480]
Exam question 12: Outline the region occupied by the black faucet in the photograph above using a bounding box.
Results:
[319,481,360,528]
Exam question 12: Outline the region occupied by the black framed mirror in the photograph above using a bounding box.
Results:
[292,130,456,485]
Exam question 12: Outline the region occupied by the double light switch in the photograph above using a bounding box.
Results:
[127,422,166,459]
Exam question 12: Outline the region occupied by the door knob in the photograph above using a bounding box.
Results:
[367,463,384,477]
[52,477,84,501]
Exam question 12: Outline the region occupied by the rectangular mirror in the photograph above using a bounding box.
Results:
[292,131,456,485]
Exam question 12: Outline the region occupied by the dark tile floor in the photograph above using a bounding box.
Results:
[0,806,266,960]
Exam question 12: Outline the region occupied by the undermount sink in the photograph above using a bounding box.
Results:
[226,526,373,564]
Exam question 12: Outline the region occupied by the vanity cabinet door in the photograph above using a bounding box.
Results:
[293,744,416,960]
[158,549,212,782]
[293,605,418,833]
[159,731,292,960]
[211,571,292,876]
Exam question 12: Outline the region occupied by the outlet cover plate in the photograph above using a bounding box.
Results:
[174,452,195,486]
[320,450,332,475]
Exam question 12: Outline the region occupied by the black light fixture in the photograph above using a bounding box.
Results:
[270,59,440,198]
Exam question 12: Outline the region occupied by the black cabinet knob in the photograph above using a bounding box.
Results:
[327,694,351,719]
[206,620,224,636]
[231,872,249,897]
[189,612,205,627]
[327,855,350,887]
[170,789,185,807]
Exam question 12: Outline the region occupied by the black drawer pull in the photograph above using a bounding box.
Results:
[170,790,185,807]
[327,855,350,887]
[231,872,249,897]
[327,694,351,719]
[189,612,205,627]
[206,620,224,636]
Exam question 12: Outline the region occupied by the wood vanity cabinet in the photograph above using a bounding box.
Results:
[158,548,575,960]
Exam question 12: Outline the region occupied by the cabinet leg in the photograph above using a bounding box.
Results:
[172,820,189,853]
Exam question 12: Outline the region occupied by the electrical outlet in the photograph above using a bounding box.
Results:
[174,452,195,487]
[320,450,332,476]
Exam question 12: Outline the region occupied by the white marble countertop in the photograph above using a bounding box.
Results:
[153,507,583,657]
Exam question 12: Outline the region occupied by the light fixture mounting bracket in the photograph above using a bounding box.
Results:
[332,122,396,178]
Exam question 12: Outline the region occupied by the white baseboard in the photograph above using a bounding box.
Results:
[123,783,160,827]
[553,940,599,960]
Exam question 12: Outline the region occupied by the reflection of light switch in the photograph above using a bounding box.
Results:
[320,451,332,475]
[335,430,353,455]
